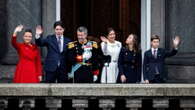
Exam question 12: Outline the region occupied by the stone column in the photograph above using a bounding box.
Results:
[153,98,169,110]
[0,99,8,110]
[45,97,62,110]
[2,0,42,64]
[19,98,35,110]
[180,99,195,110]
[151,0,165,47]
[41,0,56,58]
[99,99,115,110]
[72,99,88,110]
[126,99,142,110]
[165,0,195,83]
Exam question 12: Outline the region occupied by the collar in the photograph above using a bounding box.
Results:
[78,39,88,45]
[56,35,63,39]
[151,48,158,52]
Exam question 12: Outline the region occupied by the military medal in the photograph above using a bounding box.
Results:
[76,55,83,62]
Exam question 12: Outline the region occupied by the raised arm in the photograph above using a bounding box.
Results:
[35,25,48,46]
[165,36,180,57]
[11,25,23,50]
[100,36,108,55]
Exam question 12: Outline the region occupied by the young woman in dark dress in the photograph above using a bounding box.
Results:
[118,34,142,83]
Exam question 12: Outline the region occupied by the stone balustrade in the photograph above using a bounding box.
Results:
[0,84,195,110]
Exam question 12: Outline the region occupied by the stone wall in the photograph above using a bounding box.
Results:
[1,0,42,65]
[151,0,195,83]
[165,0,195,82]
[0,0,43,82]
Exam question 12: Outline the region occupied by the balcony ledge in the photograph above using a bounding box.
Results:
[0,84,195,97]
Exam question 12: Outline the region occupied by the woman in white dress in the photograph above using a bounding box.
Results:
[100,28,122,83]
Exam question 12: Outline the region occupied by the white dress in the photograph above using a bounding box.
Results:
[100,41,122,83]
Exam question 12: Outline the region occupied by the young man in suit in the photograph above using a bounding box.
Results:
[35,21,71,83]
[143,35,180,83]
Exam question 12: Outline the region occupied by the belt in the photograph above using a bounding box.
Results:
[111,60,117,63]
[78,62,92,66]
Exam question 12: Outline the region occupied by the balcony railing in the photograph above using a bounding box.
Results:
[0,84,195,110]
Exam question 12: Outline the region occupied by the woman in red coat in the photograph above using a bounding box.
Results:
[12,25,42,83]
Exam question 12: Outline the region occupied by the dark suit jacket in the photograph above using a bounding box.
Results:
[35,34,71,72]
[143,48,178,81]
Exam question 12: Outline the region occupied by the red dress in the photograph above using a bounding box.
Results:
[11,36,42,83]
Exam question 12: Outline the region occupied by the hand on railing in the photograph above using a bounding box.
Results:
[144,80,149,84]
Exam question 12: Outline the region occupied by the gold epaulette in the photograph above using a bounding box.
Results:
[92,41,98,49]
[67,41,77,49]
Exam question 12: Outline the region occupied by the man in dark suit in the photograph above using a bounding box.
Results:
[143,35,180,83]
[35,21,71,83]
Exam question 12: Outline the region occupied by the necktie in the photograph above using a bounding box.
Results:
[153,49,157,58]
[153,49,159,74]
[58,36,62,52]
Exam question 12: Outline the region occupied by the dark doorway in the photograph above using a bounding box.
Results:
[0,0,7,62]
[61,0,141,43]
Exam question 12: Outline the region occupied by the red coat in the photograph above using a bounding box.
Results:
[11,36,43,83]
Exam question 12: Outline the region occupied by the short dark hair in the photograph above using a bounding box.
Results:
[77,26,88,35]
[106,27,115,36]
[151,35,160,41]
[24,29,32,34]
[53,21,64,29]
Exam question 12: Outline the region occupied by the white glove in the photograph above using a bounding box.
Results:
[93,75,98,82]
[14,25,23,34]
[36,25,43,35]
[35,25,43,39]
